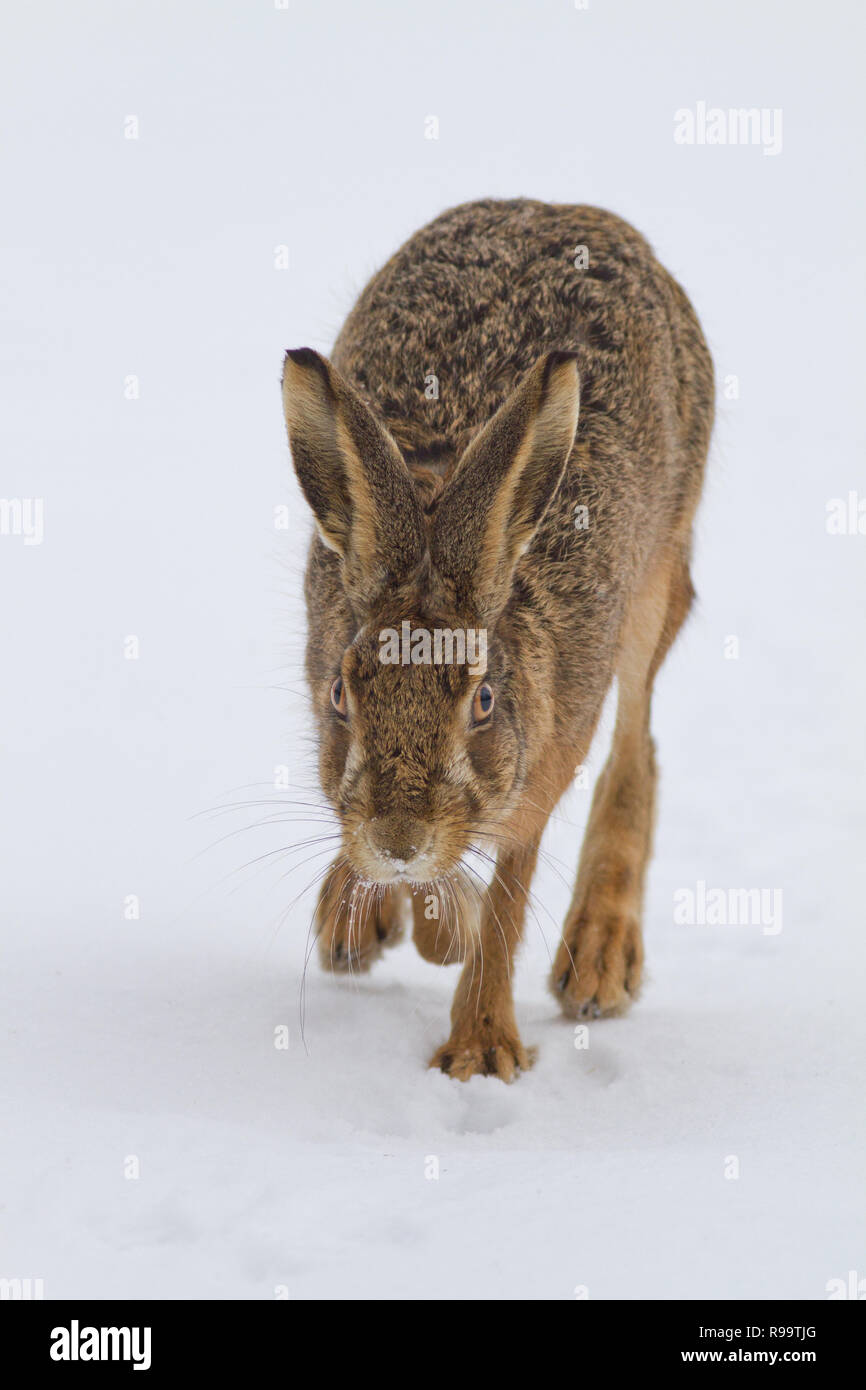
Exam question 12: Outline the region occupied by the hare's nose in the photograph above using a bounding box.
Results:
[365,815,434,869]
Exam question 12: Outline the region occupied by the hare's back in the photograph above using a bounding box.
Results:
[332,198,709,460]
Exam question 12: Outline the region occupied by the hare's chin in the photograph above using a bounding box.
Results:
[357,854,440,886]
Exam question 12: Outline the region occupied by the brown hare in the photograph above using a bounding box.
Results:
[281,198,714,1081]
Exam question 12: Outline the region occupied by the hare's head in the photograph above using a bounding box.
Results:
[281,347,579,886]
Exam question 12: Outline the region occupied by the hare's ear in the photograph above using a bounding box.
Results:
[282,348,427,606]
[431,351,579,622]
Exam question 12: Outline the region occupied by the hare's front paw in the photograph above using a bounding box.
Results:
[430,1023,536,1083]
[316,865,406,973]
[551,906,644,1019]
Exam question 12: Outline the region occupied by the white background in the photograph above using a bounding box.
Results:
[1,0,864,1299]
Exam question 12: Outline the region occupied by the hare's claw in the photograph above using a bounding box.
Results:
[430,1027,535,1083]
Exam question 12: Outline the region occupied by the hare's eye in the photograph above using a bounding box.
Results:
[471,681,494,725]
[330,676,348,719]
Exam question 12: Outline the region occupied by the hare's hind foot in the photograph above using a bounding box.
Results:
[315,862,406,973]
[551,902,644,1019]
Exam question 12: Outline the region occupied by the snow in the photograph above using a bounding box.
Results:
[1,0,863,1299]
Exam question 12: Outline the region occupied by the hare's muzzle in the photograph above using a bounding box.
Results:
[359,814,437,883]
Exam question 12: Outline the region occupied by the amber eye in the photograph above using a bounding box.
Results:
[330,676,348,718]
[472,681,495,724]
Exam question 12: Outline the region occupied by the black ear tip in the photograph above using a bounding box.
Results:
[283,346,334,392]
[541,349,579,394]
[284,346,322,369]
[546,349,579,372]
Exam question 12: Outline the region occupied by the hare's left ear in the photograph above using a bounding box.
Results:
[282,348,427,608]
[431,351,580,623]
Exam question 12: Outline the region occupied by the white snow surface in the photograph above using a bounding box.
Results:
[1,0,864,1299]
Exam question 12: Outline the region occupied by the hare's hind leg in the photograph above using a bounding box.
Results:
[551,542,695,1017]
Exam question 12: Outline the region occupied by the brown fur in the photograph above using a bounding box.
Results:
[281,198,714,1080]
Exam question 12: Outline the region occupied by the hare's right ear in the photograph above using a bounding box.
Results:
[281,348,426,607]
[431,351,580,623]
